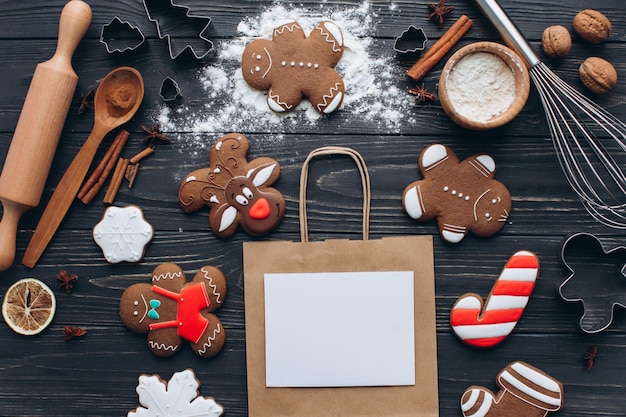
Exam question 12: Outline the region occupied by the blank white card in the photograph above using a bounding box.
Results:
[264,271,415,387]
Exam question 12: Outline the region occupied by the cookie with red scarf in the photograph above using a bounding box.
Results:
[120,263,227,358]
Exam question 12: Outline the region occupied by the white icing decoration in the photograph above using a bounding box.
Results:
[218,206,238,232]
[421,144,448,169]
[461,388,493,417]
[299,62,304,67]
[314,63,319,69]
[281,61,286,66]
[256,54,261,59]
[453,322,517,340]
[128,369,224,417]
[200,267,222,304]
[452,190,457,195]
[404,185,424,219]
[153,271,183,281]
[318,82,343,113]
[197,323,222,355]
[267,94,289,112]
[323,21,344,46]
[473,189,492,221]
[307,63,312,67]
[255,66,261,72]
[185,176,196,183]
[93,206,153,264]
[509,362,562,393]
[138,294,149,323]
[290,61,295,66]
[261,47,272,79]
[209,196,219,204]
[499,370,562,407]
[442,226,466,243]
[443,186,449,192]
[215,141,222,150]
[249,163,277,187]
[476,155,496,173]
[458,193,463,198]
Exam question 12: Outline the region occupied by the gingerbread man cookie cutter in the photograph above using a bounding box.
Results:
[558,232,626,333]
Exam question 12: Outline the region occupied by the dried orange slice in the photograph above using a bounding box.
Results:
[2,278,56,335]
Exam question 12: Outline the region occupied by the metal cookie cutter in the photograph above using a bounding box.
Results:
[160,77,182,102]
[143,0,213,59]
[100,17,146,53]
[558,232,626,333]
[393,26,428,55]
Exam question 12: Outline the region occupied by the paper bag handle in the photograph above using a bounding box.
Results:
[299,146,371,242]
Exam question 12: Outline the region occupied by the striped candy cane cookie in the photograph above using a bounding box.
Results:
[450,250,539,348]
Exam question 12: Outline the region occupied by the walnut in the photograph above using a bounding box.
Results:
[579,57,617,94]
[573,9,611,44]
[542,25,572,58]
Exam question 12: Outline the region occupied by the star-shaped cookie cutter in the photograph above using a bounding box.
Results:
[143,0,213,59]
[558,232,626,333]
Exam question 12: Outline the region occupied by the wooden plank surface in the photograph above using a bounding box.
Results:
[0,0,625,416]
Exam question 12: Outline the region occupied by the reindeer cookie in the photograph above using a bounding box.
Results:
[119,263,227,358]
[242,20,345,114]
[179,133,285,238]
[402,144,511,244]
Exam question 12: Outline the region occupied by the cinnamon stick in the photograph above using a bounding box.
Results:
[77,130,129,204]
[407,15,473,82]
[103,158,129,204]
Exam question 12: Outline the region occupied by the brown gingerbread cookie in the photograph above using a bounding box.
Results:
[461,361,563,417]
[242,20,345,114]
[178,133,285,238]
[119,263,227,358]
[402,143,511,244]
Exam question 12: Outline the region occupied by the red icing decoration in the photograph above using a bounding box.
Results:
[149,283,210,344]
[505,254,539,269]
[450,308,525,326]
[249,197,271,220]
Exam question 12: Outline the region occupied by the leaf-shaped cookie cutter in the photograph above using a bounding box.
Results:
[558,232,626,333]
[100,17,146,53]
[143,0,213,59]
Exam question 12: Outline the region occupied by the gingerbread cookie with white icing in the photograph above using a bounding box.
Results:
[461,361,563,417]
[119,263,227,358]
[178,133,285,238]
[402,144,511,244]
[242,20,345,113]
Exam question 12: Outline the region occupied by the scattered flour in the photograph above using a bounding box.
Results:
[445,52,516,123]
[157,1,417,152]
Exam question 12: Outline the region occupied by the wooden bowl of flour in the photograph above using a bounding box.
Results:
[439,42,530,130]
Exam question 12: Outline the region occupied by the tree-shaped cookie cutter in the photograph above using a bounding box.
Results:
[558,232,626,333]
[100,17,146,53]
[143,0,213,59]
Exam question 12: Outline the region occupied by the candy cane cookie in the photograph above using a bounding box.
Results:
[450,250,539,348]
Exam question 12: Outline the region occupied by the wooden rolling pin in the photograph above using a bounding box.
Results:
[0,0,92,271]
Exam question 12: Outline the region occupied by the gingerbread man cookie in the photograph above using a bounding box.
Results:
[402,144,511,244]
[242,20,345,114]
[178,133,285,238]
[461,361,564,417]
[119,263,227,358]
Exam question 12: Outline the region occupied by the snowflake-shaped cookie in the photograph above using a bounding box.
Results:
[128,369,224,417]
[93,205,153,263]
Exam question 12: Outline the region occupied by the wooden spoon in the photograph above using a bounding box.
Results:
[22,67,144,268]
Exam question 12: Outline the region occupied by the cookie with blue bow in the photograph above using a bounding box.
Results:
[119,263,227,358]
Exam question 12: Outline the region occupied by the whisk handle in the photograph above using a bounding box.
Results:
[472,0,541,68]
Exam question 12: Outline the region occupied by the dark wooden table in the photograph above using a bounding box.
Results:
[1,0,625,415]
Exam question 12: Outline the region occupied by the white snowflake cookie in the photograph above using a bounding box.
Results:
[93,205,153,263]
[128,369,224,417]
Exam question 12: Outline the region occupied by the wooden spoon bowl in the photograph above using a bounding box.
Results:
[95,67,144,127]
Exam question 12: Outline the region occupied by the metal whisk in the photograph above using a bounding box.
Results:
[473,0,626,228]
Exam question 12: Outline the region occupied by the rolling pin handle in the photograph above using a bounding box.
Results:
[0,200,28,271]
[53,0,92,66]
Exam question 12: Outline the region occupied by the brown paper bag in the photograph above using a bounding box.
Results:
[243,147,438,417]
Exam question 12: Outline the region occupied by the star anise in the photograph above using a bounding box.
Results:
[141,123,172,147]
[57,270,78,294]
[63,326,87,341]
[428,0,455,27]
[408,83,437,102]
[584,344,598,371]
[76,89,94,115]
